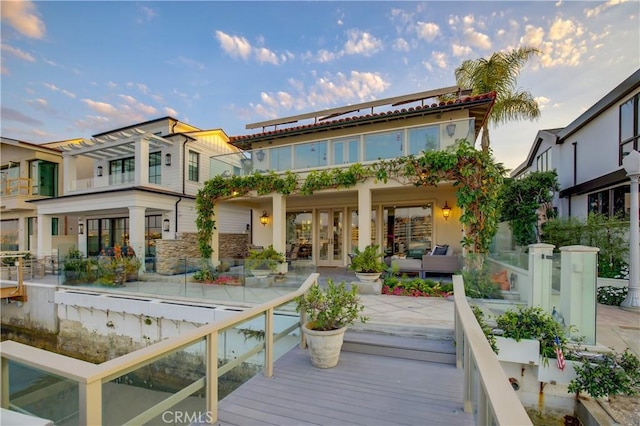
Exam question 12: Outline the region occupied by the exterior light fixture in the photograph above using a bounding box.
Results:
[446,123,456,138]
[256,149,265,162]
[163,218,170,232]
[165,153,172,166]
[260,210,269,226]
[78,223,84,235]
[442,201,452,221]
[97,166,103,177]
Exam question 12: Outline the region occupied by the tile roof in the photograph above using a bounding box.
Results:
[229,92,496,149]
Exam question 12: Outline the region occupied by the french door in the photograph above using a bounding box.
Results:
[317,209,344,267]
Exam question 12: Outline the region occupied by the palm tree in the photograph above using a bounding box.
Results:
[455,47,541,152]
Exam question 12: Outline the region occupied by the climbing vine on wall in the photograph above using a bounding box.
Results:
[196,141,505,259]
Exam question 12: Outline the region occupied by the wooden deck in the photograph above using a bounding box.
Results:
[216,347,473,425]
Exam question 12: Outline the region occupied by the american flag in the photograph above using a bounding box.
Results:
[554,335,565,371]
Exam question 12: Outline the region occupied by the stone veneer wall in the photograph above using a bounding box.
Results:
[155,233,249,274]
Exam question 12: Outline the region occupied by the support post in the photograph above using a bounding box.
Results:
[621,152,640,309]
[527,243,555,311]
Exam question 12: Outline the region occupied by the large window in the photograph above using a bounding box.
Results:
[1,163,20,195]
[588,184,637,219]
[383,205,433,258]
[30,160,58,196]
[364,131,404,161]
[188,151,199,182]
[536,148,552,172]
[270,146,292,171]
[294,141,327,169]
[109,157,135,184]
[620,94,640,164]
[408,126,439,155]
[149,152,161,184]
[332,138,359,164]
[0,219,19,251]
[145,215,162,257]
[87,218,129,256]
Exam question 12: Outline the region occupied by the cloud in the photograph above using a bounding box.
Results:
[82,99,118,115]
[1,44,35,62]
[42,82,76,98]
[392,38,410,52]
[463,27,492,50]
[548,18,584,40]
[431,51,448,69]
[215,30,252,60]
[255,47,279,65]
[343,30,383,56]
[520,25,546,47]
[137,4,157,23]
[584,0,629,18]
[164,107,178,117]
[1,106,43,125]
[452,43,472,57]
[177,56,205,71]
[534,96,551,110]
[416,22,440,41]
[0,0,45,39]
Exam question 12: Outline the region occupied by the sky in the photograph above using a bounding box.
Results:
[1,1,639,171]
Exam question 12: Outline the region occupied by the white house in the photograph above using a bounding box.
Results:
[512,69,640,219]
[30,117,249,272]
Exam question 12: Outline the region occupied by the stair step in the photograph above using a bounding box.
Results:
[342,331,456,365]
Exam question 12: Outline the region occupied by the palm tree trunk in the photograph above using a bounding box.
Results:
[481,124,490,152]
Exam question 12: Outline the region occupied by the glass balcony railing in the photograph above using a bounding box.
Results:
[210,118,475,176]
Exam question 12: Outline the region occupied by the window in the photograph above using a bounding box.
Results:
[52,218,59,236]
[145,215,162,258]
[294,141,327,169]
[86,217,129,256]
[109,157,135,184]
[383,205,433,258]
[332,138,359,164]
[408,126,439,155]
[149,152,161,184]
[1,163,20,195]
[269,146,292,171]
[588,184,638,218]
[0,219,19,250]
[188,151,199,182]
[27,217,37,250]
[364,131,404,161]
[30,160,58,196]
[619,94,640,164]
[536,148,552,172]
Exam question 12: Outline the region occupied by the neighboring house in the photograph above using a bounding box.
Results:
[210,86,496,267]
[511,69,640,219]
[29,117,249,272]
[0,137,71,253]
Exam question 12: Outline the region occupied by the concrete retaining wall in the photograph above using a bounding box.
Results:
[1,283,58,333]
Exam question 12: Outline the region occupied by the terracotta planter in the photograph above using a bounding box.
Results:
[303,322,347,368]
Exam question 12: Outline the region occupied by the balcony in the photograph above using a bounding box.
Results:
[0,178,49,210]
[210,118,475,177]
[66,175,136,194]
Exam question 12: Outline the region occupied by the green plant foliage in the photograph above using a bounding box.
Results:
[597,286,629,306]
[382,276,453,297]
[245,245,285,271]
[495,305,567,361]
[500,171,559,246]
[542,213,629,278]
[460,254,503,299]
[348,244,386,273]
[471,305,499,354]
[568,349,640,400]
[196,141,505,260]
[295,279,368,331]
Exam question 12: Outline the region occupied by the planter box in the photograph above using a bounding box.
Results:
[537,357,580,384]
[348,280,382,295]
[495,336,540,365]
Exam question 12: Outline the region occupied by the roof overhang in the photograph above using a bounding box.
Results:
[58,128,173,160]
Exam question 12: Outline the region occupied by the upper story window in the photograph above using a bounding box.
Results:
[30,160,58,196]
[536,148,552,172]
[188,150,199,182]
[294,141,327,169]
[408,125,439,155]
[149,152,161,184]
[332,138,359,164]
[364,131,403,161]
[620,93,640,164]
[0,162,20,195]
[110,157,135,184]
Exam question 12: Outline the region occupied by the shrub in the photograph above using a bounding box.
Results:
[296,279,368,331]
[568,349,640,400]
[597,286,628,306]
[471,305,498,354]
[382,276,452,297]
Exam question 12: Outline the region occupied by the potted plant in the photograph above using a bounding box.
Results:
[296,279,368,368]
[348,244,386,283]
[245,245,286,277]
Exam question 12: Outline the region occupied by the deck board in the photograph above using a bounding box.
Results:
[216,347,473,425]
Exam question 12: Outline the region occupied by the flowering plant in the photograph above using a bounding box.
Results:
[211,275,242,286]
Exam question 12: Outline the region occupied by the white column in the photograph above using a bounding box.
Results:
[527,243,555,311]
[272,194,286,254]
[36,214,52,258]
[128,206,146,270]
[62,154,77,193]
[560,245,599,344]
[77,218,87,256]
[622,174,640,308]
[357,184,372,250]
[135,138,150,186]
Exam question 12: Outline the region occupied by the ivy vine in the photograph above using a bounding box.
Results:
[196,141,505,259]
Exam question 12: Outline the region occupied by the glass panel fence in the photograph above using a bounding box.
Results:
[7,360,79,425]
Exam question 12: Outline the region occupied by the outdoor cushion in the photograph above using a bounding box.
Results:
[430,244,449,255]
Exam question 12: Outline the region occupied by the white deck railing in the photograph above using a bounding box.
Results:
[453,274,533,425]
[0,273,318,425]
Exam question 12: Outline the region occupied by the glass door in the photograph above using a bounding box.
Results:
[317,209,344,267]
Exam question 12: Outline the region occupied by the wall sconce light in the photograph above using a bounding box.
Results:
[446,123,456,138]
[78,223,84,235]
[97,166,103,177]
[163,218,170,232]
[256,149,265,162]
[442,201,452,221]
[259,210,269,226]
[165,153,172,166]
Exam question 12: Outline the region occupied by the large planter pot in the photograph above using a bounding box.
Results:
[349,280,382,295]
[303,322,348,368]
[355,272,382,283]
[250,269,271,278]
[275,263,288,275]
[495,336,540,365]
